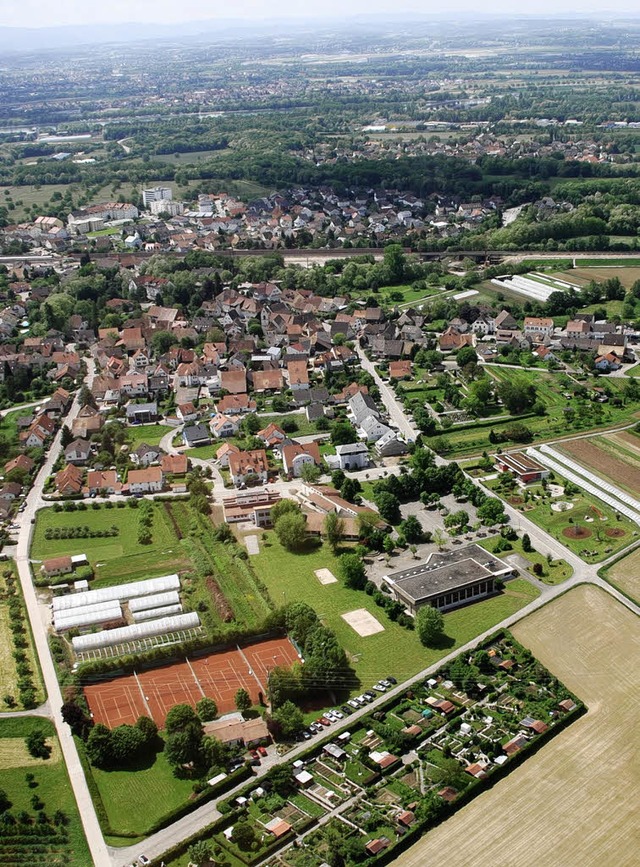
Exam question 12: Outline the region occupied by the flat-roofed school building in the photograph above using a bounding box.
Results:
[383,544,515,615]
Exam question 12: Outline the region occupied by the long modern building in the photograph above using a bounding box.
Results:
[383,544,515,615]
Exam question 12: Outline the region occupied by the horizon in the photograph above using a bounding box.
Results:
[3,2,640,30]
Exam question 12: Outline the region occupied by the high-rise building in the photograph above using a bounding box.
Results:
[142,187,173,207]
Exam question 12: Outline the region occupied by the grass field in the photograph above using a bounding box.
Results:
[399,586,640,867]
[602,546,640,604]
[31,503,192,584]
[251,535,539,693]
[87,747,193,843]
[479,537,573,585]
[0,717,90,865]
[126,423,172,450]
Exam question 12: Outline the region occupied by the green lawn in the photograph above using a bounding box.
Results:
[126,423,172,450]
[0,717,90,865]
[185,444,219,460]
[31,503,192,584]
[479,537,573,585]
[0,564,45,710]
[87,747,193,843]
[257,413,319,437]
[251,535,539,695]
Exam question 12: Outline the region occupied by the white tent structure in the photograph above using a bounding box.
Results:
[71,612,199,653]
[52,575,180,613]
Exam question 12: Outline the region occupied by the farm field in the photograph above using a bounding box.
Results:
[555,265,640,288]
[602,546,640,604]
[0,717,91,865]
[399,585,640,867]
[559,432,640,498]
[251,535,539,693]
[30,502,192,584]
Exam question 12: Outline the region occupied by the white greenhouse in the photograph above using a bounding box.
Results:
[71,612,200,653]
[52,574,180,613]
[132,604,183,622]
[128,591,181,613]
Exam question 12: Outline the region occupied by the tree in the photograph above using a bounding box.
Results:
[241,413,261,435]
[26,730,50,760]
[135,715,158,745]
[401,514,424,544]
[234,688,252,713]
[324,511,344,552]
[0,790,11,814]
[477,497,508,526]
[188,841,213,866]
[374,490,401,524]
[274,511,308,552]
[196,697,218,722]
[340,477,361,502]
[331,421,357,446]
[165,730,201,768]
[456,345,478,369]
[110,724,145,763]
[300,462,321,484]
[232,819,256,851]
[60,425,73,448]
[498,378,537,415]
[270,498,300,524]
[165,704,202,736]
[338,552,366,590]
[85,724,113,767]
[416,605,444,647]
[61,701,91,738]
[271,700,305,739]
[522,533,533,552]
[331,469,346,489]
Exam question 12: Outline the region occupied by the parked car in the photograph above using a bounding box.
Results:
[360,694,374,703]
[249,750,259,759]
[318,717,331,727]
[364,690,376,699]
[380,679,392,688]
[341,705,352,714]
[386,676,397,685]
[302,730,312,740]
[248,757,260,766]
[332,709,344,719]
[138,857,150,867]
[325,711,338,722]
[257,746,268,757]
[372,683,386,692]
[347,699,360,709]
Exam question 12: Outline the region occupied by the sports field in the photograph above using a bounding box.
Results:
[399,585,640,867]
[84,637,299,728]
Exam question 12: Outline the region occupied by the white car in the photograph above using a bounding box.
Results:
[347,699,360,709]
[332,709,344,719]
[372,683,386,692]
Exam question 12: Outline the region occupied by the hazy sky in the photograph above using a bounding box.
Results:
[2,1,639,29]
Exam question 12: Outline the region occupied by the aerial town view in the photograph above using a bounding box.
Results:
[0,3,638,866]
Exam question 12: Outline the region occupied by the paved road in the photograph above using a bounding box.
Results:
[12,358,111,867]
[356,344,419,442]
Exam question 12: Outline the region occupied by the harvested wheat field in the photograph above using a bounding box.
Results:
[606,546,640,604]
[560,435,640,496]
[400,585,640,867]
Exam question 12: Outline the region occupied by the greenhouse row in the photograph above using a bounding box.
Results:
[132,603,183,622]
[128,590,181,612]
[52,574,180,612]
[71,612,200,652]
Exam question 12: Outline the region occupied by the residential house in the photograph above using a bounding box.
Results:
[176,402,199,423]
[55,464,83,496]
[86,470,121,496]
[161,454,189,476]
[257,423,287,448]
[131,443,162,467]
[210,413,240,438]
[64,439,92,465]
[182,424,211,448]
[72,405,104,438]
[358,414,392,443]
[41,556,73,578]
[126,402,158,423]
[219,368,247,395]
[286,359,309,391]
[335,442,369,470]
[281,442,322,478]
[228,449,269,487]
[523,316,554,338]
[375,430,408,457]
[127,467,164,494]
[4,454,34,476]
[217,394,256,414]
[216,442,241,467]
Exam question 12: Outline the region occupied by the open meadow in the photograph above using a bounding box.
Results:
[398,585,640,867]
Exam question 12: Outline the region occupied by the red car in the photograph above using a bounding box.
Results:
[257,746,268,757]
[249,750,259,759]
[317,717,331,727]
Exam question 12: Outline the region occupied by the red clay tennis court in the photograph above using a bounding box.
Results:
[84,673,149,728]
[84,637,300,729]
